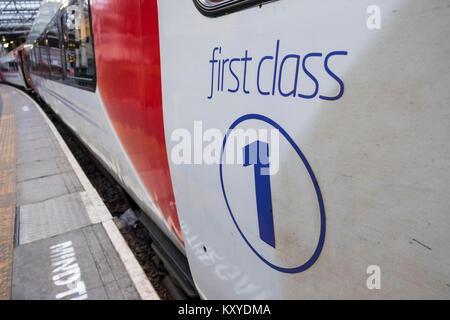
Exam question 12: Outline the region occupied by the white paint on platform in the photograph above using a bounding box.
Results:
[50,241,87,300]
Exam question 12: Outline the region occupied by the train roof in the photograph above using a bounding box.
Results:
[26,0,64,44]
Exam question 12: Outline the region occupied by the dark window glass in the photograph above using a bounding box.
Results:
[38,36,50,78]
[1,61,9,73]
[47,18,63,80]
[13,60,18,71]
[34,49,38,72]
[29,49,36,72]
[34,46,40,73]
[7,61,17,72]
[61,0,96,90]
[194,0,273,17]
[31,45,39,72]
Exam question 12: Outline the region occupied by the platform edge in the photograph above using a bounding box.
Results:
[13,87,159,300]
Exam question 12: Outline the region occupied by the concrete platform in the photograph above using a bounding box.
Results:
[0,84,159,300]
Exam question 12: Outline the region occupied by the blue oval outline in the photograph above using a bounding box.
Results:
[219,114,326,273]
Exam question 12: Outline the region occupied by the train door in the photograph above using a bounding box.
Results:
[18,49,32,89]
[158,0,450,299]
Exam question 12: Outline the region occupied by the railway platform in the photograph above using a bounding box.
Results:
[0,84,159,300]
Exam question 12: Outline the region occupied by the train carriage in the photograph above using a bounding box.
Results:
[1,0,450,299]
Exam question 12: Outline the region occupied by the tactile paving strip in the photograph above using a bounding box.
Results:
[0,86,17,300]
[19,192,92,245]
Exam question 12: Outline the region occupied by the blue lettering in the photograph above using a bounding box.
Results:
[217,47,222,91]
[221,58,229,91]
[228,58,240,93]
[271,40,280,95]
[257,56,272,95]
[241,50,252,94]
[319,51,348,101]
[298,52,322,99]
[207,47,219,99]
[207,43,347,101]
[278,54,300,97]
[243,141,275,248]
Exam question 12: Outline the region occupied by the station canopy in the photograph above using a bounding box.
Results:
[0,0,63,50]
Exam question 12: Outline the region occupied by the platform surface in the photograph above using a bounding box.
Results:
[0,84,158,300]
[0,85,16,299]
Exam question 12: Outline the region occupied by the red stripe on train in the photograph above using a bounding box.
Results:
[91,0,183,243]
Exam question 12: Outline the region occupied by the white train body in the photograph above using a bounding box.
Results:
[1,0,449,299]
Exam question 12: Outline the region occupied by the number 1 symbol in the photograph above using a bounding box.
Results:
[243,141,275,248]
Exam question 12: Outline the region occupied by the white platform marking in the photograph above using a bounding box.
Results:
[50,241,87,300]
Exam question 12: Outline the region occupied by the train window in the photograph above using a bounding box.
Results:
[30,47,35,72]
[47,18,63,80]
[1,61,9,73]
[60,0,96,91]
[193,0,273,17]
[38,36,50,78]
[30,48,37,72]
[31,45,39,72]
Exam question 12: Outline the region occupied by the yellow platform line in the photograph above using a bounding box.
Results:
[0,86,17,300]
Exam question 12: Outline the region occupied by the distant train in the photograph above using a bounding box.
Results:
[1,0,449,299]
